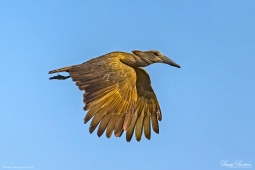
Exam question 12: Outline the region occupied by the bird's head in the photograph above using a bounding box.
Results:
[132,50,181,68]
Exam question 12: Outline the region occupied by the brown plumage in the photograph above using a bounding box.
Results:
[49,50,180,142]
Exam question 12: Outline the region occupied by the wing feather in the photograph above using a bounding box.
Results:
[106,114,118,138]
[126,110,138,142]
[135,107,145,141]
[97,114,112,137]
[143,101,151,140]
[126,67,161,141]
[68,53,137,139]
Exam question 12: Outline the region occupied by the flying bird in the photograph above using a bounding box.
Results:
[49,50,180,142]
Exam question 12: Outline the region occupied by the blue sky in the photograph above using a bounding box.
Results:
[0,0,254,170]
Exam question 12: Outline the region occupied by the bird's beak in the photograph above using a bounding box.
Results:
[161,55,181,68]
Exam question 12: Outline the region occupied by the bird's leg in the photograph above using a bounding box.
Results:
[49,74,71,80]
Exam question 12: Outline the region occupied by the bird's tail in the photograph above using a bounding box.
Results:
[48,66,73,74]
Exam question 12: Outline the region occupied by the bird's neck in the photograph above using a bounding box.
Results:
[121,54,152,67]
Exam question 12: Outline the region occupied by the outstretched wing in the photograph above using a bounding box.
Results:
[69,53,137,138]
[126,68,162,142]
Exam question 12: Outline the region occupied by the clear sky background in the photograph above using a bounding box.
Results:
[0,1,254,170]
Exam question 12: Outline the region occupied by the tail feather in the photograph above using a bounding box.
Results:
[48,66,73,74]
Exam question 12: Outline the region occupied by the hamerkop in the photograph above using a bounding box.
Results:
[49,50,180,142]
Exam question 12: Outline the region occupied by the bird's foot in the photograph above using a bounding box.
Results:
[49,74,70,80]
